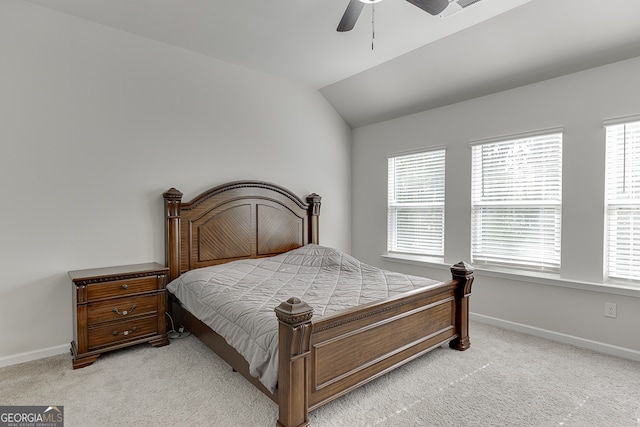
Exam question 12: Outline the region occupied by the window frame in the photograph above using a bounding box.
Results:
[387,147,446,259]
[470,129,563,272]
[604,116,640,282]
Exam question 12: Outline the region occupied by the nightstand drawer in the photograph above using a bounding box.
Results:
[88,315,158,350]
[87,276,158,301]
[87,294,158,324]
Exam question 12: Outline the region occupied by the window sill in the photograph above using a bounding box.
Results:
[381,254,640,298]
[381,253,448,270]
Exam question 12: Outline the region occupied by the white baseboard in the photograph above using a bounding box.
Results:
[470,312,640,362]
[0,343,70,368]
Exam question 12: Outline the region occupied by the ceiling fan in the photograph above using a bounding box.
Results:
[337,0,449,32]
[337,0,450,32]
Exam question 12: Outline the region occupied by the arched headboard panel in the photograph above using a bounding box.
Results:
[163,181,321,281]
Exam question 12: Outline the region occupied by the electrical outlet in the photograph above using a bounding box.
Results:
[604,302,617,318]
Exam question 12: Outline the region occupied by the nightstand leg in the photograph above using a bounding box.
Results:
[71,342,101,369]
[149,337,170,347]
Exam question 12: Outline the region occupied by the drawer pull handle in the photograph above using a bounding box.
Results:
[121,284,128,289]
[112,326,137,336]
[112,304,137,316]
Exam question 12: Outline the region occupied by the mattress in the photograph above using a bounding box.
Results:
[166,244,439,392]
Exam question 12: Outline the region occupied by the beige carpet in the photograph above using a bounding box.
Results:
[1,321,639,426]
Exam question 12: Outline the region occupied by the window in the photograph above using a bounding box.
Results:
[471,131,563,271]
[387,148,445,258]
[604,118,640,281]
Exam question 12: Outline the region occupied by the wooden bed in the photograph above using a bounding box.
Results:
[163,180,474,427]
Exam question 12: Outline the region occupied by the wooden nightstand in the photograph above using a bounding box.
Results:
[69,262,170,369]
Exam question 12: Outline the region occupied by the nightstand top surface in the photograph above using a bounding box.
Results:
[68,262,168,283]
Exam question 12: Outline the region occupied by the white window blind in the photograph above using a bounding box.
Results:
[605,119,640,281]
[387,149,445,257]
[471,132,563,271]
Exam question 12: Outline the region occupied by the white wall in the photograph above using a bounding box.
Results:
[0,0,351,362]
[352,56,640,357]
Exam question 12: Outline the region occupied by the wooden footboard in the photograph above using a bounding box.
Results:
[275,261,474,427]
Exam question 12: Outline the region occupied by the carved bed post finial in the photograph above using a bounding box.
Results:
[449,261,474,351]
[275,297,314,326]
[306,193,321,245]
[163,188,183,282]
[274,298,314,427]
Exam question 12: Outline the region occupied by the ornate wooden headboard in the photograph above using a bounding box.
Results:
[163,181,321,281]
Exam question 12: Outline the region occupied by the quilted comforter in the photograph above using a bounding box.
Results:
[166,244,439,392]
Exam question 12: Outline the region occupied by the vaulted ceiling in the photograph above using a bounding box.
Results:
[23,0,640,127]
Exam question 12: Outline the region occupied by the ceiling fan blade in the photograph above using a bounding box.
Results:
[337,0,365,32]
[405,0,450,15]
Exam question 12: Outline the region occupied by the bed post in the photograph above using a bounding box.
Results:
[306,193,321,245]
[274,298,314,427]
[163,188,183,281]
[449,261,474,351]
